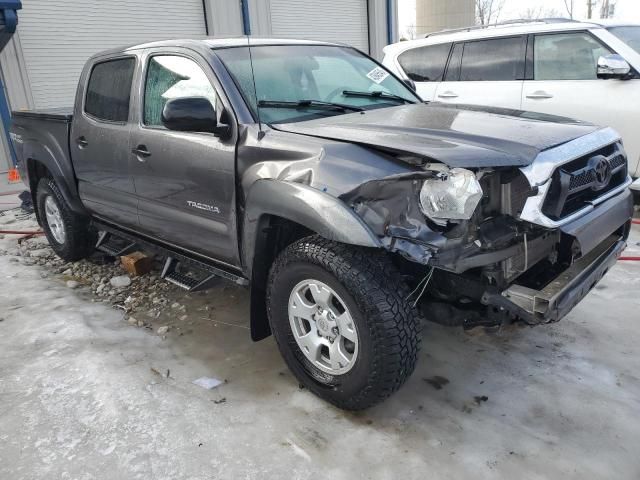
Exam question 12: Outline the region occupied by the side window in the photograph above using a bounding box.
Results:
[397,43,452,82]
[85,58,135,122]
[144,55,218,126]
[459,36,525,81]
[534,32,612,80]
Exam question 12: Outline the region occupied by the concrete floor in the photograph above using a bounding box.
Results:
[1,203,639,479]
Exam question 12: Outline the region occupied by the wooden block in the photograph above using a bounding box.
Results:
[120,251,153,277]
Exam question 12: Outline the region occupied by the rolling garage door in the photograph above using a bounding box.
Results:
[16,0,206,109]
[270,0,369,53]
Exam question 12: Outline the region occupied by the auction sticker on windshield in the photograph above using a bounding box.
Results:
[366,67,390,84]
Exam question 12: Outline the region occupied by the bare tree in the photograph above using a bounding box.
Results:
[586,0,599,19]
[600,0,616,18]
[476,0,505,25]
[521,6,562,19]
[521,6,545,19]
[403,23,417,40]
[563,0,575,19]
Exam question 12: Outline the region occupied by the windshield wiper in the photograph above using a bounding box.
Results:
[342,90,416,104]
[257,99,364,112]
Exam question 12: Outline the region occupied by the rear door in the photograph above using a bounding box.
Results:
[129,49,239,266]
[71,56,139,227]
[396,43,452,101]
[435,36,526,109]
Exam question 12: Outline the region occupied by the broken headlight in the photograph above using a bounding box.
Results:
[419,168,483,223]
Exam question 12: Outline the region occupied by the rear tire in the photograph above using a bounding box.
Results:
[36,177,95,262]
[267,235,421,410]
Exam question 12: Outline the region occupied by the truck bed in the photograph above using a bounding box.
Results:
[12,108,73,123]
[10,108,75,196]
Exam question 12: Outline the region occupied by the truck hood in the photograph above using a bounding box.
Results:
[271,103,602,168]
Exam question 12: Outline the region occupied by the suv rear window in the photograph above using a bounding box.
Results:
[85,58,135,122]
[397,43,452,82]
[459,36,524,81]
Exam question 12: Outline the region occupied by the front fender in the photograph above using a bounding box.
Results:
[242,179,381,274]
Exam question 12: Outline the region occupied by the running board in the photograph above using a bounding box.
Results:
[92,220,248,291]
[161,257,221,292]
[95,231,136,256]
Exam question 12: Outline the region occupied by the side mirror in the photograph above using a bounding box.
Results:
[597,54,631,79]
[161,97,230,137]
[403,78,417,91]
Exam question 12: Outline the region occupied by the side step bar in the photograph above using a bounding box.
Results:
[95,231,137,257]
[92,220,248,292]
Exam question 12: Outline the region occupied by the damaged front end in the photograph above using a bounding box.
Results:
[340,138,633,328]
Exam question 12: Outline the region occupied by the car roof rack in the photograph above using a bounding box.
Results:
[424,18,580,38]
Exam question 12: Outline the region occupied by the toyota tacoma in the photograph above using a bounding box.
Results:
[9,39,634,410]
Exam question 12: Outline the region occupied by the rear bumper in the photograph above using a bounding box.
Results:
[483,189,633,324]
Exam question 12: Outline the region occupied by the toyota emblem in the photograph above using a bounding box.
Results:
[589,155,612,191]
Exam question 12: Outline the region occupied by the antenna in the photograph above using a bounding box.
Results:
[247,35,265,140]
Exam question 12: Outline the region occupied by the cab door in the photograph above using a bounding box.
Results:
[435,36,526,109]
[129,50,239,266]
[71,56,139,227]
[521,31,640,175]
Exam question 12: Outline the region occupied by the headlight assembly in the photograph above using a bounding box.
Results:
[419,168,483,223]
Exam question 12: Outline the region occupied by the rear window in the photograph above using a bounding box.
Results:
[397,43,452,82]
[459,36,525,81]
[85,58,136,122]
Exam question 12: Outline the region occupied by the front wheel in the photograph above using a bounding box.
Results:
[36,177,96,262]
[267,235,421,410]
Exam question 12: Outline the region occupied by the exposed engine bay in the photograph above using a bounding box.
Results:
[340,149,632,329]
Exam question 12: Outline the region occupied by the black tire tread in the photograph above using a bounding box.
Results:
[36,177,95,262]
[267,235,422,410]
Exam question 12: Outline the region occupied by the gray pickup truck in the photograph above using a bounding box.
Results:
[10,38,633,410]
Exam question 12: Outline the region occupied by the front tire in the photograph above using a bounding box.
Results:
[36,177,95,262]
[267,235,421,410]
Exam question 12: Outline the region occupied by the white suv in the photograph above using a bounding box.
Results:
[382,19,640,185]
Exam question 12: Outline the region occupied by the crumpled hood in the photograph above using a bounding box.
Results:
[271,103,602,168]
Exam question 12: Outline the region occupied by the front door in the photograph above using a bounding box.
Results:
[435,36,526,109]
[71,56,138,227]
[521,31,640,176]
[130,52,239,266]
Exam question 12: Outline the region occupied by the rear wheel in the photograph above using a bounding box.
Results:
[267,235,421,410]
[36,177,95,262]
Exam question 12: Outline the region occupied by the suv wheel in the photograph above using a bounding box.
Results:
[267,235,421,410]
[36,177,96,262]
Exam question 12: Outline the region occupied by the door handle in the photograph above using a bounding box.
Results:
[75,136,88,148]
[437,91,459,98]
[526,90,554,99]
[131,145,151,160]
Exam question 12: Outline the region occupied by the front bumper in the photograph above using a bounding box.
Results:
[483,189,633,324]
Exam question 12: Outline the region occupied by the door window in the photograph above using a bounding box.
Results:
[459,37,525,81]
[144,55,218,126]
[397,43,452,82]
[534,32,612,80]
[85,58,135,122]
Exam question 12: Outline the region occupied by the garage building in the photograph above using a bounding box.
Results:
[0,0,398,173]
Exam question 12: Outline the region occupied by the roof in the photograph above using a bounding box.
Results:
[384,20,608,56]
[91,37,345,59]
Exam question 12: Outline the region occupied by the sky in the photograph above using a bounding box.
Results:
[398,0,640,38]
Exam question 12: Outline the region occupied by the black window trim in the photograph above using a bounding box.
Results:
[82,54,137,125]
[443,34,527,82]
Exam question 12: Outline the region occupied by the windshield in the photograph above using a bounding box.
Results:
[215,45,420,124]
[608,26,640,54]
